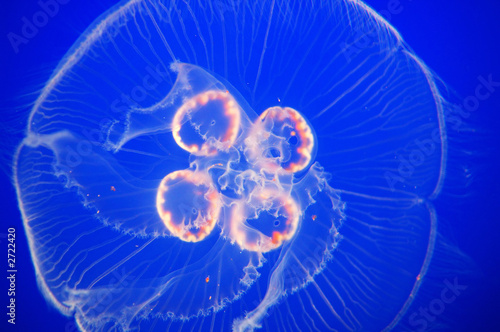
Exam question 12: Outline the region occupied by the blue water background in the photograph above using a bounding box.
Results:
[0,0,499,331]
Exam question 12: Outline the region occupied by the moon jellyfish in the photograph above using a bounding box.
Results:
[13,0,463,331]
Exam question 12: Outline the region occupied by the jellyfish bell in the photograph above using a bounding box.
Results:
[12,0,466,331]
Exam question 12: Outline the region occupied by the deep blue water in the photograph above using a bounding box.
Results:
[1,1,499,331]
